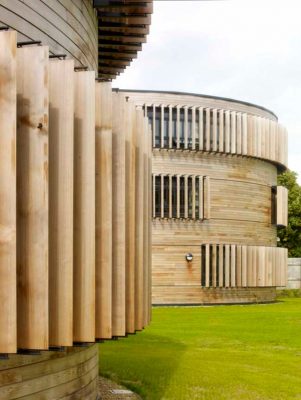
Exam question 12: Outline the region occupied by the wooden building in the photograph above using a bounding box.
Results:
[118,90,288,305]
[0,1,152,399]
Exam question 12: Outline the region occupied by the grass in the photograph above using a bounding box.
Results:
[99,298,301,400]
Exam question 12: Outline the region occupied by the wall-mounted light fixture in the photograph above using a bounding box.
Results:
[186,253,193,262]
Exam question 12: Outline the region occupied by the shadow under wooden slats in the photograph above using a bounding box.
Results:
[95,82,113,340]
[17,45,49,350]
[73,70,96,343]
[49,59,74,347]
[0,1,95,69]
[0,30,17,355]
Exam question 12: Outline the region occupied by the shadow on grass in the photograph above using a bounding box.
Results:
[99,333,187,399]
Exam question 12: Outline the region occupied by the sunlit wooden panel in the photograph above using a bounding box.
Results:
[252,246,257,287]
[212,109,217,152]
[135,107,145,331]
[198,107,204,151]
[205,108,210,152]
[230,244,236,287]
[212,245,217,287]
[224,245,230,287]
[49,59,74,347]
[218,109,224,153]
[176,106,180,149]
[95,82,113,339]
[242,113,248,156]
[247,246,253,287]
[125,100,136,333]
[112,93,126,336]
[204,176,211,220]
[241,246,247,287]
[218,244,224,287]
[277,186,288,227]
[161,104,164,148]
[143,118,150,327]
[17,45,49,350]
[184,175,188,219]
[184,106,188,149]
[192,106,196,150]
[225,110,230,153]
[230,111,236,154]
[73,70,96,342]
[205,244,210,288]
[236,245,242,287]
[236,112,242,155]
[168,105,172,149]
[0,30,17,354]
[257,246,265,287]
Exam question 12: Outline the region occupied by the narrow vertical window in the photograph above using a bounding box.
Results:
[195,177,199,219]
[164,175,170,218]
[155,106,161,148]
[188,108,192,149]
[172,176,177,218]
[180,176,185,218]
[164,107,169,148]
[201,244,206,287]
[155,176,161,217]
[179,108,185,148]
[172,108,177,148]
[188,176,193,219]
[271,186,277,225]
[147,106,154,147]
[195,110,199,150]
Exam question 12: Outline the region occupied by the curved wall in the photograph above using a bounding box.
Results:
[0,345,98,399]
[0,0,98,70]
[120,90,288,305]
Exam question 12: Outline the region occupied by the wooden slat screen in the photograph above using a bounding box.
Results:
[151,174,210,221]
[200,244,287,288]
[147,104,288,168]
[0,31,152,354]
[276,186,288,227]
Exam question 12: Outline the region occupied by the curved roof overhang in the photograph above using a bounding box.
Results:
[93,0,153,80]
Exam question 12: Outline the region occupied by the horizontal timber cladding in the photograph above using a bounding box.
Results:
[0,31,151,355]
[0,0,98,70]
[152,244,287,296]
[118,90,288,168]
[0,345,98,400]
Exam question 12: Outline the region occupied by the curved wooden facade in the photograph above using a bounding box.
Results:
[0,0,153,79]
[119,90,289,305]
[0,25,151,399]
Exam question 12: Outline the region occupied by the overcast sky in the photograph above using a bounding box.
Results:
[114,0,301,182]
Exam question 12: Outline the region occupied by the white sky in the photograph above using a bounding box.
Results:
[114,0,301,182]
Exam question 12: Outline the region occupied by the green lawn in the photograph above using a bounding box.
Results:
[99,298,301,400]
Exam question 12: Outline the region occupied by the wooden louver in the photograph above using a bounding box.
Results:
[94,0,153,80]
[0,30,152,355]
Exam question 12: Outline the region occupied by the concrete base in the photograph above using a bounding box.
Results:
[0,344,98,399]
[287,258,301,289]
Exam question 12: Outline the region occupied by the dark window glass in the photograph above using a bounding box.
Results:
[195,177,199,219]
[155,107,161,148]
[179,109,185,148]
[172,176,177,218]
[188,177,193,219]
[271,186,277,224]
[155,176,161,217]
[188,109,192,148]
[201,245,206,286]
[195,111,199,149]
[180,177,185,218]
[164,108,169,148]
[172,108,177,148]
[164,176,169,218]
[147,107,154,146]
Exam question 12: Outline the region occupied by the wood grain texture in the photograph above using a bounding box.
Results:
[17,45,49,350]
[135,107,145,331]
[0,345,98,400]
[73,70,95,343]
[125,100,136,333]
[95,82,113,340]
[0,30,17,354]
[112,93,126,337]
[49,59,74,347]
